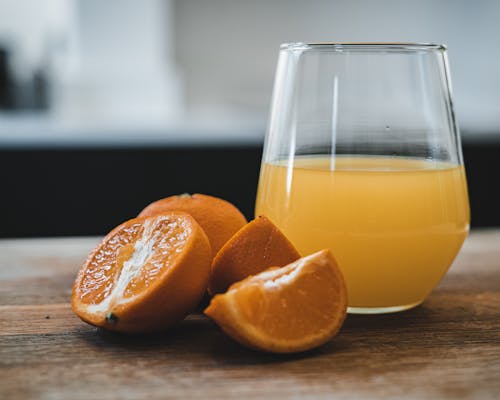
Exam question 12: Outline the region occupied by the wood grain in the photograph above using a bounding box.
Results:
[1,232,499,400]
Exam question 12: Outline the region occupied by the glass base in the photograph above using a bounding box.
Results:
[347,301,423,315]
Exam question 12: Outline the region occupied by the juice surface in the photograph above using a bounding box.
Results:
[255,156,470,308]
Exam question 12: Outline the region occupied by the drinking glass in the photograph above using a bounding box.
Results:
[255,43,470,314]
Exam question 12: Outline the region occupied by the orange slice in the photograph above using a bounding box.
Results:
[205,250,347,353]
[71,212,211,333]
[208,216,300,295]
[138,193,247,257]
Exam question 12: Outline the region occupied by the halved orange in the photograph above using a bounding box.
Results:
[208,216,300,295]
[138,193,247,257]
[205,250,347,353]
[71,211,212,333]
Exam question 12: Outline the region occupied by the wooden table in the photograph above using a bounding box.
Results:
[1,231,499,399]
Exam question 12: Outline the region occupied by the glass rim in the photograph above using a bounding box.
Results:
[280,42,447,52]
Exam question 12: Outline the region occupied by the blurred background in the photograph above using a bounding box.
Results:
[0,0,499,237]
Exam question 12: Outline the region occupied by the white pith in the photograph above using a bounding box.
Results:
[259,252,318,289]
[87,219,161,314]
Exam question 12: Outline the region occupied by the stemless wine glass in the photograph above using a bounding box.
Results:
[255,43,470,314]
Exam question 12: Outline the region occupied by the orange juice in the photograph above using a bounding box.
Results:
[255,156,470,311]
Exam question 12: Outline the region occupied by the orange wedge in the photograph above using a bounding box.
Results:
[71,212,211,333]
[205,249,347,353]
[138,193,247,257]
[208,216,300,295]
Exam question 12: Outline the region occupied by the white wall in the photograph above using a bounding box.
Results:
[56,0,182,123]
[0,0,76,80]
[0,0,498,142]
[0,0,182,125]
[174,0,500,134]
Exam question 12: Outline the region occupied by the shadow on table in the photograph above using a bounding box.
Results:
[76,313,317,365]
[343,302,438,331]
[75,302,440,367]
